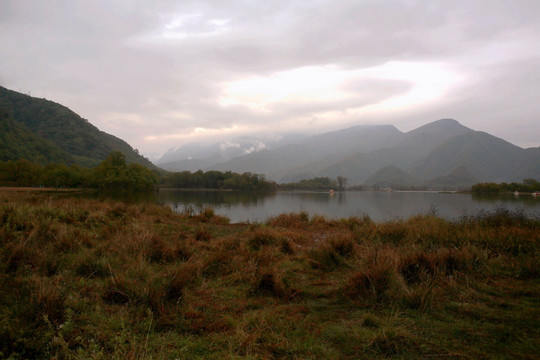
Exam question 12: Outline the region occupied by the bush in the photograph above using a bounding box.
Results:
[347,248,405,302]
[248,227,283,250]
[266,212,310,228]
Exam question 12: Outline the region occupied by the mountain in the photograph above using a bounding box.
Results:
[363,165,419,188]
[280,118,475,185]
[192,118,539,189]
[0,86,155,168]
[208,125,403,177]
[412,131,526,182]
[158,136,286,172]
[0,106,72,164]
[424,166,478,190]
[157,133,311,172]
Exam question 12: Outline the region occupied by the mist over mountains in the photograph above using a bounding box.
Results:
[1,85,538,190]
[159,119,540,189]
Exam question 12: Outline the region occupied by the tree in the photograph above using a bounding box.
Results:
[337,176,348,191]
[91,151,156,190]
[91,152,128,189]
[126,163,158,191]
[0,159,41,186]
[41,164,83,188]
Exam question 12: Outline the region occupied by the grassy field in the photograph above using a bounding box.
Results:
[0,189,538,359]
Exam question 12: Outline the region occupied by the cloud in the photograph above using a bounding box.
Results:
[0,0,539,159]
[220,141,241,151]
[243,140,267,155]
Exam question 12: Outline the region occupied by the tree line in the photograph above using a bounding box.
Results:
[0,152,157,191]
[160,170,277,191]
[279,176,347,191]
[471,179,540,193]
[0,152,277,192]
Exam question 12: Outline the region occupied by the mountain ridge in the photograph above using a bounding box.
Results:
[163,117,538,189]
[0,86,156,168]
[2,84,538,189]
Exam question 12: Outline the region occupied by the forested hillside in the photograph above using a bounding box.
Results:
[0,86,156,168]
[0,106,72,164]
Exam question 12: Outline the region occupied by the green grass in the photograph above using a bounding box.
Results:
[0,189,538,359]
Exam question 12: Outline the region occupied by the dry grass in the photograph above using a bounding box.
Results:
[0,189,538,359]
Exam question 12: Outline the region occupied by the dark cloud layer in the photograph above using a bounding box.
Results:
[1,0,539,159]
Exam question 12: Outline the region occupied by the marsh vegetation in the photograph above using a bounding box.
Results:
[0,189,538,359]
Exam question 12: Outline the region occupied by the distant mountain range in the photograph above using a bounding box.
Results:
[2,85,538,189]
[159,118,540,189]
[0,86,155,168]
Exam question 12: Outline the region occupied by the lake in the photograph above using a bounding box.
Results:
[155,189,540,223]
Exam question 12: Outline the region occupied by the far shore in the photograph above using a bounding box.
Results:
[0,187,83,192]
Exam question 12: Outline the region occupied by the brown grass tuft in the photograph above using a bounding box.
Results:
[248,226,284,250]
[194,227,212,242]
[266,212,310,228]
[347,247,405,302]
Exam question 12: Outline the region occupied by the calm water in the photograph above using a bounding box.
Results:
[155,190,540,223]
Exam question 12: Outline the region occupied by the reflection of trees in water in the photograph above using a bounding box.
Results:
[472,193,539,205]
[84,189,156,203]
[157,190,274,208]
[75,190,540,222]
[280,191,346,204]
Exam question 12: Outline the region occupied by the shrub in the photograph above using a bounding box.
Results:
[399,252,437,285]
[347,248,405,302]
[328,233,356,258]
[248,227,283,250]
[279,237,294,254]
[195,227,212,242]
[375,221,408,244]
[148,235,177,262]
[308,245,344,271]
[308,233,356,270]
[249,270,297,299]
[266,212,310,228]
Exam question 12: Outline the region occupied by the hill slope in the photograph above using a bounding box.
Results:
[363,165,419,188]
[200,118,539,188]
[208,125,403,177]
[0,86,155,168]
[411,131,526,182]
[304,119,475,185]
[424,166,478,190]
[0,105,73,164]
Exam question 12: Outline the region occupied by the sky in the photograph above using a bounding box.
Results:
[1,0,539,161]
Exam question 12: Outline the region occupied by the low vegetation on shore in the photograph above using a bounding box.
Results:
[0,153,277,192]
[0,152,157,191]
[472,179,540,194]
[0,189,538,359]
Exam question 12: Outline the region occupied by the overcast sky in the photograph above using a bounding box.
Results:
[1,0,539,160]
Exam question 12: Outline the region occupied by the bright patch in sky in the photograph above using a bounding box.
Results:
[219,65,352,111]
[144,123,247,142]
[356,61,466,114]
[219,62,466,114]
[161,13,231,39]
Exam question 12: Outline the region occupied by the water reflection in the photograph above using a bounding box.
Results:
[472,192,540,205]
[155,190,540,223]
[156,189,270,207]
